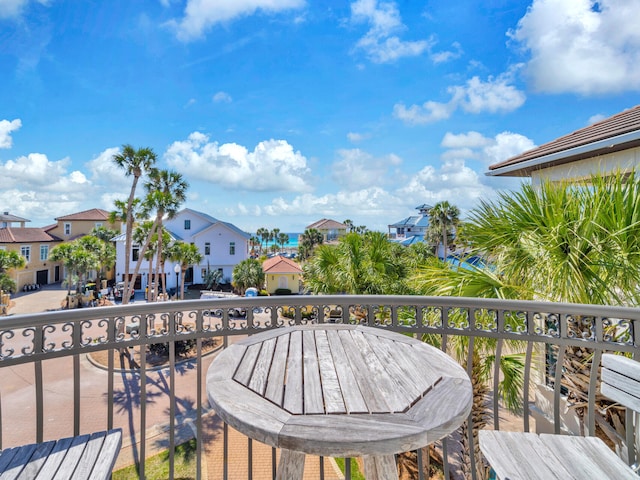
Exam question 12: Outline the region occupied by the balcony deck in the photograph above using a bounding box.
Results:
[1,292,639,479]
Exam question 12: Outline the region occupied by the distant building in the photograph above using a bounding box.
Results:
[487,105,640,182]
[305,219,348,242]
[0,212,30,228]
[47,208,119,241]
[262,255,303,294]
[388,204,431,246]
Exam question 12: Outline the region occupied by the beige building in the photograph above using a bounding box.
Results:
[305,219,348,243]
[0,208,121,292]
[487,105,640,182]
[262,255,303,294]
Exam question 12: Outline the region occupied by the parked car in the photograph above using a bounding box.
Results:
[113,282,135,302]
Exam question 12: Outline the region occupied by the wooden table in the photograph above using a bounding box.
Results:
[207,324,472,479]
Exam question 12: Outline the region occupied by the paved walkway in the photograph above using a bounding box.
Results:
[2,284,343,479]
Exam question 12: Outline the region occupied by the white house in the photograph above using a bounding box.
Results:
[387,204,431,246]
[112,208,250,293]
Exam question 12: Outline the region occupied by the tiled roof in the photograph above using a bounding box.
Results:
[55,208,112,221]
[306,218,347,230]
[262,255,303,274]
[0,227,60,243]
[489,105,640,176]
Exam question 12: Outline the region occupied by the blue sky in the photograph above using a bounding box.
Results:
[1,0,639,234]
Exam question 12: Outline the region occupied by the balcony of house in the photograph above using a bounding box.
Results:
[0,295,638,480]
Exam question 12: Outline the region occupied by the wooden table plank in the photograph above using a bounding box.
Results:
[248,337,277,396]
[302,330,324,414]
[51,434,92,480]
[315,330,346,414]
[338,329,391,413]
[376,336,433,397]
[352,330,414,411]
[233,342,262,386]
[283,330,303,415]
[85,430,123,480]
[325,330,368,414]
[32,437,75,480]
[264,334,290,406]
[15,441,55,480]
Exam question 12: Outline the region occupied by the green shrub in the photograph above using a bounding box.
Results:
[149,339,196,357]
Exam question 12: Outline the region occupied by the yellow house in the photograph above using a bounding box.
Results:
[46,208,119,241]
[262,255,303,294]
[0,227,62,291]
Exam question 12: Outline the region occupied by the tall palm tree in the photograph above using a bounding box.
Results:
[170,241,203,299]
[298,228,324,260]
[142,168,188,302]
[277,232,290,251]
[428,200,460,258]
[112,145,156,304]
[256,227,270,254]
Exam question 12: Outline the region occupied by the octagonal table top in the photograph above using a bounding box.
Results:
[206,324,472,458]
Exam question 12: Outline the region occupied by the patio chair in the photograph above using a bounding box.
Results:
[0,428,122,480]
[479,354,640,479]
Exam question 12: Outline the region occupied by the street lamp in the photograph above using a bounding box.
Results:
[174,264,181,300]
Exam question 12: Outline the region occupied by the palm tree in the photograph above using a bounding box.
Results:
[77,235,116,289]
[343,219,354,233]
[277,232,290,251]
[298,228,324,261]
[0,250,26,293]
[142,168,188,302]
[427,200,460,258]
[232,258,265,294]
[170,241,203,299]
[256,227,270,254]
[112,145,157,303]
[50,241,100,297]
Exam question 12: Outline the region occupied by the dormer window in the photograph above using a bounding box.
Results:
[184,220,191,230]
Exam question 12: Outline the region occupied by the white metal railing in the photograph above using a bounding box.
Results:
[1,295,639,479]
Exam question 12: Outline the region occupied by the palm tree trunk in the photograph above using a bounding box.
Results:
[122,175,139,305]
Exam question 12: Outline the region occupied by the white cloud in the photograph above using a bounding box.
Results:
[441,131,493,149]
[350,0,432,63]
[511,0,640,94]
[588,113,607,124]
[330,148,399,187]
[213,91,232,103]
[0,119,22,149]
[165,132,312,192]
[430,41,463,64]
[167,0,305,42]
[347,132,371,143]
[393,71,526,125]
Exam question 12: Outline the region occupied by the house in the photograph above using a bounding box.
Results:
[262,255,303,294]
[305,219,347,243]
[0,208,121,292]
[112,208,250,292]
[46,208,119,241]
[0,227,62,290]
[487,105,640,182]
[388,204,431,246]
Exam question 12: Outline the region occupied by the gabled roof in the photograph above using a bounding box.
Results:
[0,227,60,243]
[262,255,303,274]
[388,215,429,229]
[175,208,250,239]
[56,208,112,221]
[306,218,347,230]
[488,105,640,177]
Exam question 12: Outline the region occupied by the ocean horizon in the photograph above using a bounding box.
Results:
[261,232,301,249]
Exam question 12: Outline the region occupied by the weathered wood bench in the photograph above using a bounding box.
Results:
[480,354,640,479]
[0,429,122,480]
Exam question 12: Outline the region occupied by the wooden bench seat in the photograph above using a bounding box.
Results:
[0,429,122,480]
[480,354,640,480]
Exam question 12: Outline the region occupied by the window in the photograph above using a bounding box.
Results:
[40,245,49,261]
[229,242,235,255]
[184,219,191,230]
[95,222,103,228]
[205,242,210,255]
[21,246,31,262]
[132,246,139,262]
[201,268,207,278]
[64,223,71,235]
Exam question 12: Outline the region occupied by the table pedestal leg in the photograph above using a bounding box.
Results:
[363,454,398,480]
[276,449,305,480]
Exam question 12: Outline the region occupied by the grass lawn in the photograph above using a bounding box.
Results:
[334,457,365,480]
[113,439,197,480]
